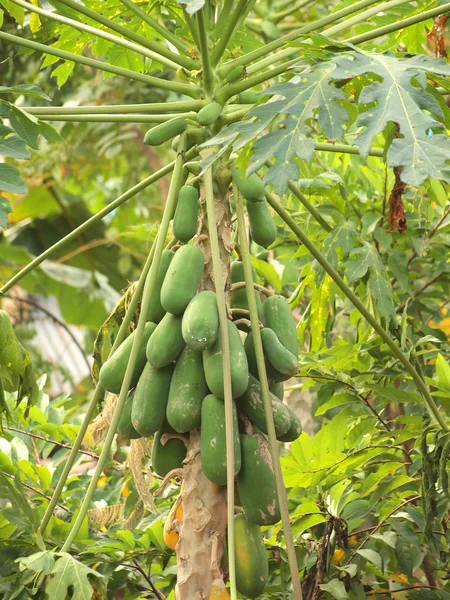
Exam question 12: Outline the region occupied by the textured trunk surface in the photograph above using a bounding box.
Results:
[175,174,231,599]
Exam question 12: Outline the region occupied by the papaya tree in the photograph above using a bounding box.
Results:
[1,0,450,599]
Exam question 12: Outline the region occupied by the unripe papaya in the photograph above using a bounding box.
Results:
[184,161,201,176]
[201,394,241,485]
[172,127,207,151]
[234,513,269,598]
[238,91,261,104]
[226,65,245,83]
[237,373,291,439]
[117,393,141,439]
[203,320,249,399]
[152,420,187,477]
[99,322,156,394]
[167,345,208,433]
[146,250,174,323]
[173,185,199,243]
[262,294,299,358]
[197,102,222,125]
[160,245,204,314]
[182,291,219,351]
[236,434,280,525]
[131,361,173,437]
[230,261,264,321]
[144,117,187,146]
[278,406,302,442]
[231,162,265,202]
[269,380,284,401]
[247,199,277,248]
[146,312,184,368]
[163,497,183,550]
[261,327,299,378]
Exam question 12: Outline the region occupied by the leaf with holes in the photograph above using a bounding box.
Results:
[46,553,102,600]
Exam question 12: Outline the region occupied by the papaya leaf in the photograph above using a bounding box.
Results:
[46,553,102,600]
[0,126,30,160]
[0,196,12,230]
[0,101,62,150]
[0,84,51,100]
[176,0,205,15]
[0,164,27,194]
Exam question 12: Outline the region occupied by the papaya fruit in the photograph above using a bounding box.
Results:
[117,393,141,439]
[236,434,280,525]
[146,249,174,323]
[230,261,264,321]
[278,406,302,442]
[182,291,219,351]
[244,329,291,384]
[226,65,245,83]
[200,394,241,485]
[237,373,291,439]
[172,126,207,151]
[238,91,261,104]
[269,380,284,401]
[262,294,299,358]
[131,361,173,437]
[234,513,269,598]
[163,496,183,550]
[146,312,184,368]
[99,322,156,394]
[167,345,208,433]
[246,199,277,248]
[144,117,187,146]
[231,161,265,202]
[209,580,230,600]
[261,327,299,378]
[197,102,222,125]
[152,420,187,477]
[184,161,201,176]
[160,245,204,314]
[203,320,249,399]
[173,185,199,243]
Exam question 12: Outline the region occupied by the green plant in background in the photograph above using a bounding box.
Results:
[0,0,450,598]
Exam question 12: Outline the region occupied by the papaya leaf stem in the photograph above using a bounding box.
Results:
[265,191,450,434]
[22,112,197,123]
[60,135,188,551]
[235,192,303,600]
[0,148,197,296]
[210,0,253,66]
[204,167,238,600]
[24,101,205,116]
[196,8,214,96]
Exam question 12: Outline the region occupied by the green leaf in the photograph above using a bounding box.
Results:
[176,0,205,15]
[356,549,382,569]
[436,353,450,387]
[46,553,102,600]
[0,196,12,230]
[315,392,360,416]
[395,535,414,577]
[0,126,31,159]
[250,256,282,292]
[0,84,51,100]
[319,579,349,599]
[0,0,24,23]
[0,101,62,149]
[17,551,55,575]
[0,164,27,194]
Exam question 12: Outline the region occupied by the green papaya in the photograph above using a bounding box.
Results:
[152,420,187,477]
[117,393,141,439]
[278,406,302,442]
[237,373,291,439]
[236,434,280,525]
[167,345,208,433]
[173,186,199,243]
[131,362,173,437]
[99,322,156,394]
[146,312,184,368]
[196,102,222,125]
[230,261,264,321]
[144,117,187,146]
[231,162,265,203]
[200,394,241,485]
[182,291,219,351]
[146,250,174,323]
[269,380,284,401]
[238,91,261,104]
[262,295,299,358]
[203,320,249,400]
[234,513,269,598]
[261,327,299,378]
[184,161,201,176]
[243,330,259,379]
[226,65,245,83]
[160,245,204,314]
[172,127,207,151]
[246,199,277,248]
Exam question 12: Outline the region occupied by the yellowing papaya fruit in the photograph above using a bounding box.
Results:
[203,320,249,400]
[234,513,269,598]
[173,185,199,243]
[144,117,187,146]
[237,373,291,439]
[231,161,265,202]
[163,497,183,550]
[99,322,156,394]
[200,394,241,485]
[246,199,277,248]
[197,102,223,125]
[152,420,187,477]
[131,361,173,437]
[146,312,184,368]
[182,291,219,351]
[160,245,205,315]
[117,393,141,439]
[261,327,299,378]
[209,579,230,599]
[146,250,174,323]
[167,345,208,433]
[236,434,280,525]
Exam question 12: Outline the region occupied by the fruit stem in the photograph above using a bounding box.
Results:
[204,167,238,600]
[60,135,188,551]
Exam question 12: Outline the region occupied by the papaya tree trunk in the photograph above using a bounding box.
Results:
[175,171,232,599]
